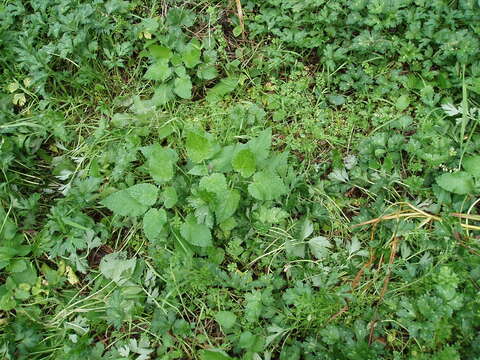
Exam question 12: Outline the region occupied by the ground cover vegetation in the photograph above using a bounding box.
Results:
[1,0,480,359]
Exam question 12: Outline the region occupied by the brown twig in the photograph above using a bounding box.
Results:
[235,0,245,39]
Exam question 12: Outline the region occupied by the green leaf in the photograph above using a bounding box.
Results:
[199,350,233,360]
[101,184,158,216]
[180,222,212,247]
[248,128,271,163]
[143,208,167,241]
[199,173,228,196]
[144,60,172,82]
[174,76,192,99]
[206,77,239,101]
[248,171,287,201]
[141,145,178,183]
[149,45,172,60]
[215,311,237,329]
[99,252,136,284]
[395,94,410,111]
[463,155,480,178]
[186,131,215,163]
[181,41,201,68]
[232,149,256,177]
[162,186,178,208]
[436,171,474,195]
[151,84,175,106]
[327,94,345,106]
[308,236,331,260]
[215,190,240,223]
[197,64,218,80]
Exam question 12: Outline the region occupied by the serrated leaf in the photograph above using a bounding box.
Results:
[395,94,410,111]
[149,45,172,60]
[441,103,460,116]
[214,311,237,329]
[308,236,331,260]
[162,186,178,208]
[248,171,287,201]
[197,64,218,80]
[141,145,178,183]
[151,84,175,106]
[215,190,240,223]
[199,173,228,196]
[181,42,201,68]
[232,149,256,177]
[101,184,158,216]
[463,156,480,178]
[436,171,474,195]
[180,221,212,247]
[206,77,239,101]
[99,252,136,284]
[186,131,215,163]
[143,208,167,241]
[174,76,192,99]
[247,128,271,163]
[144,60,172,82]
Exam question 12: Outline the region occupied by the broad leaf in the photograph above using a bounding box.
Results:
[141,145,178,183]
[308,236,331,260]
[99,252,136,284]
[248,171,287,201]
[215,311,237,329]
[174,76,192,99]
[144,60,172,82]
[206,77,239,101]
[180,221,212,247]
[463,155,480,178]
[143,208,167,241]
[215,190,240,223]
[197,64,218,80]
[151,84,175,106]
[232,149,256,177]
[101,184,158,216]
[186,131,215,163]
[162,186,178,208]
[436,171,474,195]
[181,42,201,68]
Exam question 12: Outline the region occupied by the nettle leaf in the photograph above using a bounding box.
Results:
[162,186,178,208]
[395,94,410,111]
[308,236,331,260]
[181,41,201,68]
[149,45,172,60]
[215,190,240,223]
[186,130,216,163]
[143,208,167,241]
[151,84,175,106]
[180,221,212,247]
[197,64,218,80]
[144,60,172,82]
[232,149,256,177]
[174,76,192,99]
[99,252,136,284]
[206,77,239,101]
[463,155,480,178]
[248,171,287,201]
[215,311,237,329]
[199,173,228,196]
[141,145,178,183]
[101,183,158,216]
[248,128,271,163]
[436,171,474,195]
